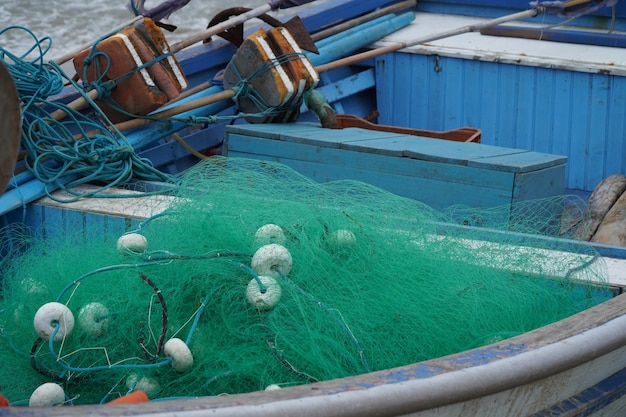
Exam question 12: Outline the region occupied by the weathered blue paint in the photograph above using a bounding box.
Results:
[375,52,626,193]
[531,366,626,417]
[224,122,566,211]
[414,0,626,31]
[451,343,529,366]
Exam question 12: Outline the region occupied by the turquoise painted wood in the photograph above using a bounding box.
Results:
[223,123,566,212]
[17,200,136,248]
[374,53,626,193]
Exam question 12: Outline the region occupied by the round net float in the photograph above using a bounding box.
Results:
[28,383,65,407]
[246,275,282,310]
[126,373,160,398]
[116,233,148,255]
[251,244,292,276]
[254,224,286,246]
[33,302,75,342]
[265,384,282,391]
[77,302,110,337]
[327,229,357,247]
[163,338,194,373]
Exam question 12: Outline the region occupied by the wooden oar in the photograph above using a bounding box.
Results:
[0,61,21,195]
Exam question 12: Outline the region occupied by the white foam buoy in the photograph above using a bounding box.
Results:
[265,384,282,391]
[251,244,292,276]
[163,338,194,372]
[246,275,282,310]
[78,302,110,337]
[29,383,65,407]
[126,373,160,398]
[255,224,286,246]
[327,229,357,248]
[116,233,148,254]
[33,302,75,342]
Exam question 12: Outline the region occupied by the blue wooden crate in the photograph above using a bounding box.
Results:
[223,123,567,211]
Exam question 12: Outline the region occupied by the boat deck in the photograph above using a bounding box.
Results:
[372,12,626,75]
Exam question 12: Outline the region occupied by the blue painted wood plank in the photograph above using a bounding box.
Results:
[587,75,611,190]
[309,68,376,108]
[533,67,556,156]
[279,157,515,210]
[226,139,517,210]
[345,136,525,165]
[226,135,517,189]
[605,78,626,178]
[512,165,567,201]
[228,124,565,171]
[227,124,398,148]
[374,48,626,193]
[469,152,567,173]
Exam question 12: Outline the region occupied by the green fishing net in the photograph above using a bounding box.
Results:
[0,156,612,406]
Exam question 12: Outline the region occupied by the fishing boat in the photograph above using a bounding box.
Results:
[2,0,626,416]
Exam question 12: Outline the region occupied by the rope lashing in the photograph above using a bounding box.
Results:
[229,51,312,116]
[0,26,176,201]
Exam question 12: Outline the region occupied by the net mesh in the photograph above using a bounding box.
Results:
[0,157,612,405]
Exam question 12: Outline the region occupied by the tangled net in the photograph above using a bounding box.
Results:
[0,157,612,406]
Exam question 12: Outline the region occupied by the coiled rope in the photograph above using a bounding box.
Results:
[0,26,176,202]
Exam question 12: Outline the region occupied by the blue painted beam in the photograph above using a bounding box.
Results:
[481,25,626,48]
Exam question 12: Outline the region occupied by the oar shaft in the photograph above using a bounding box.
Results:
[315,8,541,73]
[114,89,236,131]
[311,0,416,41]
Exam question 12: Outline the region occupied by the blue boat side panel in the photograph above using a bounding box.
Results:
[23,202,136,246]
[376,52,626,192]
[469,152,567,173]
[224,124,566,211]
[531,367,626,417]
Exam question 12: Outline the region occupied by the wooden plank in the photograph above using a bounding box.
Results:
[469,151,567,173]
[225,136,519,208]
[278,157,514,209]
[229,124,565,172]
[33,186,175,220]
[512,165,567,201]
[351,136,527,166]
[226,123,321,141]
[282,127,399,147]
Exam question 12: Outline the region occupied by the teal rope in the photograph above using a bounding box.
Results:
[0,26,178,202]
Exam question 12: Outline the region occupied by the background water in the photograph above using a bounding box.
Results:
[0,0,273,62]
